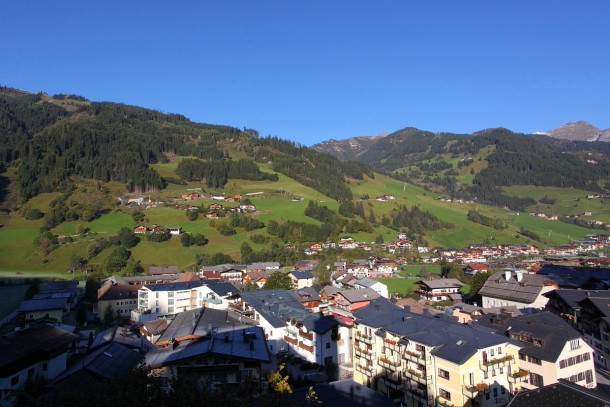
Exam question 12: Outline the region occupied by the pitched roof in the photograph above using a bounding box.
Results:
[98,284,139,302]
[142,280,203,292]
[418,278,464,289]
[507,379,610,407]
[477,311,581,362]
[204,280,240,297]
[301,313,339,334]
[537,264,610,289]
[353,278,380,288]
[337,287,381,303]
[478,270,552,304]
[352,298,408,327]
[18,297,68,312]
[149,265,179,275]
[290,270,314,279]
[239,289,309,328]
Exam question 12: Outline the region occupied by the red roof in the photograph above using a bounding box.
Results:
[466,263,488,270]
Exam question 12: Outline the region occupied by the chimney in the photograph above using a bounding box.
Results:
[515,270,523,282]
[504,270,512,281]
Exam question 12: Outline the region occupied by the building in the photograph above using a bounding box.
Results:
[352,298,522,407]
[333,288,381,313]
[507,379,610,407]
[289,270,314,289]
[477,311,596,390]
[478,269,557,313]
[0,325,78,405]
[415,278,464,303]
[133,280,204,322]
[353,278,389,298]
[97,283,139,321]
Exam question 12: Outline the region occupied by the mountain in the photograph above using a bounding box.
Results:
[543,121,610,142]
[312,133,388,161]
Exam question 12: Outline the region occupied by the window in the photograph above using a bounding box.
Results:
[168,299,174,305]
[586,370,594,384]
[438,368,450,380]
[439,389,451,401]
[570,339,581,351]
[529,373,544,387]
[519,353,526,361]
[326,342,330,349]
[497,346,502,355]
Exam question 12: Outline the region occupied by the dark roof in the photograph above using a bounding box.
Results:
[352,298,408,328]
[382,313,509,365]
[337,287,381,303]
[477,311,582,362]
[205,280,240,297]
[537,264,610,289]
[143,280,203,292]
[98,284,139,301]
[418,278,464,289]
[0,325,78,378]
[290,379,396,407]
[507,379,610,407]
[149,265,179,275]
[290,287,321,302]
[544,289,610,309]
[478,270,552,304]
[301,313,338,335]
[290,270,314,279]
[18,297,68,312]
[157,307,257,343]
[240,289,310,328]
[55,342,141,382]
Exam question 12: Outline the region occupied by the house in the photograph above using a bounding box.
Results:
[145,311,269,388]
[478,269,558,313]
[194,280,240,309]
[0,325,78,406]
[97,283,139,321]
[149,265,179,276]
[477,311,597,391]
[415,278,464,303]
[89,325,154,353]
[17,297,69,327]
[289,270,314,289]
[352,298,522,407]
[132,280,205,322]
[167,226,182,235]
[464,263,489,276]
[133,225,149,234]
[353,278,389,298]
[290,287,321,311]
[332,288,381,313]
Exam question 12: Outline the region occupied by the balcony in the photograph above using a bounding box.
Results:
[355,347,375,361]
[379,375,404,390]
[403,368,429,385]
[480,355,514,371]
[355,364,374,376]
[299,341,314,353]
[406,387,433,405]
[355,331,374,345]
[508,369,529,383]
[463,383,488,398]
[403,350,424,363]
[384,339,400,352]
[436,396,454,407]
[299,331,313,341]
[284,335,298,346]
[378,356,401,371]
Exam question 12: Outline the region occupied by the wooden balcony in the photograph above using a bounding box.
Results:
[299,330,313,340]
[284,335,298,346]
[299,341,314,353]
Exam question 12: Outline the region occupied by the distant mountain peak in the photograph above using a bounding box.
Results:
[545,121,604,142]
[312,132,388,161]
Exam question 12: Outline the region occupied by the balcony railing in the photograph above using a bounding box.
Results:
[355,347,375,361]
[299,341,314,353]
[508,369,529,383]
[378,357,401,371]
[403,368,430,385]
[284,335,298,346]
[463,383,488,398]
[299,331,313,341]
[403,350,424,363]
[355,364,374,376]
[406,387,433,405]
[480,355,514,371]
[355,331,374,345]
[378,375,404,390]
[436,396,454,407]
[384,339,400,352]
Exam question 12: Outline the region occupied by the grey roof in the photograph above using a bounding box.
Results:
[352,298,409,328]
[149,265,179,275]
[477,311,581,362]
[537,264,610,289]
[103,274,179,285]
[380,312,509,365]
[579,296,610,318]
[290,287,321,302]
[337,287,381,303]
[418,278,464,289]
[143,280,203,292]
[353,278,379,288]
[145,325,270,368]
[239,289,310,328]
[98,284,139,301]
[157,307,257,343]
[478,271,552,304]
[290,379,396,407]
[18,297,68,312]
[507,379,610,407]
[301,313,339,335]
[90,326,152,350]
[290,270,314,279]
[543,289,604,309]
[204,280,240,297]
[55,342,141,382]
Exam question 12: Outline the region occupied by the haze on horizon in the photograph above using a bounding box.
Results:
[1,1,609,146]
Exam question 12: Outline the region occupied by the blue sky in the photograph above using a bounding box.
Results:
[1,1,609,146]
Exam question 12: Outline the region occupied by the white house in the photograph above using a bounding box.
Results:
[353,278,389,298]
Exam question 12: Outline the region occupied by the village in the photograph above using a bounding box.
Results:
[2,229,610,406]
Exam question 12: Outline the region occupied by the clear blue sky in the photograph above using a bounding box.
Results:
[1,1,609,146]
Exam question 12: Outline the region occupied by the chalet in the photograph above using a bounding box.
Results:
[478,269,557,313]
[464,263,489,276]
[415,278,464,303]
[133,225,149,234]
[211,193,225,201]
[238,203,256,212]
[289,270,314,289]
[167,226,182,235]
[18,297,69,326]
[333,287,381,313]
[290,287,321,311]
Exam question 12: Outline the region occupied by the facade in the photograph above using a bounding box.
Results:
[353,278,389,298]
[415,278,464,303]
[97,283,139,320]
[133,281,204,322]
[352,299,523,407]
[289,270,314,289]
[0,325,78,406]
[478,269,557,313]
[478,311,597,391]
